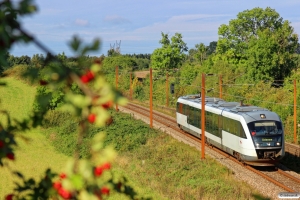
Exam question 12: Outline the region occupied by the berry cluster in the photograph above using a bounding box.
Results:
[52,173,72,199]
[80,70,95,83]
[52,163,111,199]
[94,162,111,177]
[87,100,114,124]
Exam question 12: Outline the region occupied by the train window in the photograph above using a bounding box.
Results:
[183,104,189,116]
[206,112,211,132]
[191,107,195,126]
[239,123,247,138]
[218,116,222,137]
[233,120,238,136]
[189,107,200,128]
[222,116,246,138]
[225,118,230,132]
[189,106,193,124]
[247,121,283,135]
[210,112,219,136]
[205,112,219,135]
[186,106,203,129]
[186,105,189,115]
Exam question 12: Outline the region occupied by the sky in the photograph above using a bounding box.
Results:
[9,0,300,57]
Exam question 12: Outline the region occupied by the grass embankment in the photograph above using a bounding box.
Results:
[47,109,270,200]
[0,77,69,197]
[0,76,269,199]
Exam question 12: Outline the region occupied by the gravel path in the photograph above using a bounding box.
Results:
[119,106,300,200]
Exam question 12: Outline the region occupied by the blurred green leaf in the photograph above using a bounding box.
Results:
[69,35,81,52]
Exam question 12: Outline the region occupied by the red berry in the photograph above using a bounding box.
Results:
[0,140,4,148]
[101,187,110,195]
[94,166,103,177]
[58,188,72,199]
[80,70,95,83]
[102,101,113,109]
[102,162,111,170]
[53,181,62,190]
[80,75,89,83]
[59,173,67,179]
[5,194,13,200]
[39,80,48,85]
[86,70,95,80]
[88,114,96,124]
[6,153,14,160]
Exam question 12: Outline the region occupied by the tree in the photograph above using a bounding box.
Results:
[195,43,207,64]
[187,48,197,62]
[216,7,298,81]
[207,41,217,55]
[31,54,45,68]
[0,51,11,72]
[107,48,120,57]
[151,32,188,72]
[57,52,67,62]
[102,56,137,74]
[295,43,300,54]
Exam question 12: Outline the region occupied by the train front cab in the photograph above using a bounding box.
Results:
[244,120,285,166]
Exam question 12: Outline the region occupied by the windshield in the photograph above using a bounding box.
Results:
[248,121,283,148]
[247,121,283,136]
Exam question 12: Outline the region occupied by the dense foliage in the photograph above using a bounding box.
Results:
[216,7,298,82]
[151,32,188,73]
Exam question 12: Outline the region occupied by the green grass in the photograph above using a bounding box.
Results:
[0,76,36,123]
[44,108,270,199]
[112,131,269,200]
[0,75,270,200]
[0,77,69,198]
[0,129,69,197]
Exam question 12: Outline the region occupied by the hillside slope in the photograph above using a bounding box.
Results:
[0,77,69,197]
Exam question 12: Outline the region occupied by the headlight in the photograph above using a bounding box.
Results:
[276,142,281,146]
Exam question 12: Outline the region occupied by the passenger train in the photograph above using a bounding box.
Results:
[176,94,285,166]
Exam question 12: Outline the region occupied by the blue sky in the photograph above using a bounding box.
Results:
[10,0,300,57]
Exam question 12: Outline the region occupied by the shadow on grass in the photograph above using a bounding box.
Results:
[251,194,271,200]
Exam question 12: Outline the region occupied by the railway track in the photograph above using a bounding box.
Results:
[127,102,300,158]
[123,102,300,193]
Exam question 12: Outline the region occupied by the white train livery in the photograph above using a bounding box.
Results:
[176,95,285,166]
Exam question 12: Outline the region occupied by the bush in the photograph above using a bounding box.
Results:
[44,109,156,159]
[42,110,74,128]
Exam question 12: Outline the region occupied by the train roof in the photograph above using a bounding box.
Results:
[178,95,281,122]
[178,94,269,113]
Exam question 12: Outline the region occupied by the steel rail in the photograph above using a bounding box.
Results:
[123,102,298,193]
[277,169,300,185]
[128,102,300,157]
